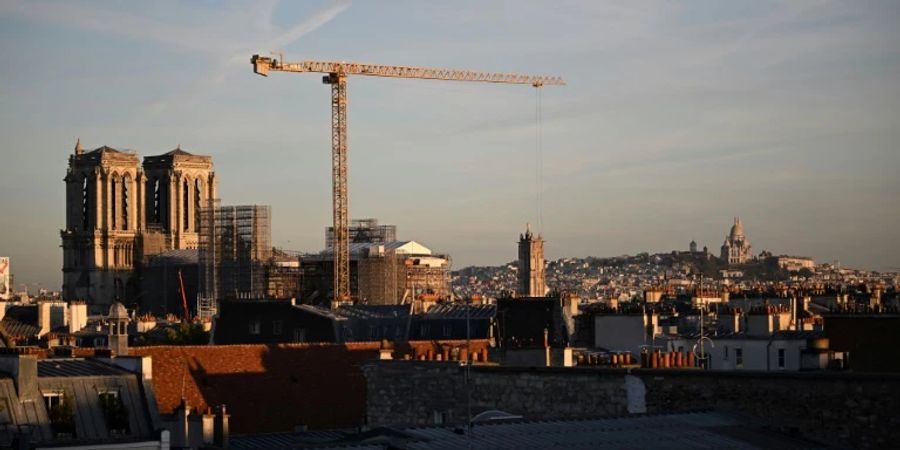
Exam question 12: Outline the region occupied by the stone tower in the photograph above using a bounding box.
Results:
[142,147,216,250]
[517,224,546,297]
[61,141,143,305]
[62,142,217,310]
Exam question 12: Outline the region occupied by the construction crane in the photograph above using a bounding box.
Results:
[251,55,564,307]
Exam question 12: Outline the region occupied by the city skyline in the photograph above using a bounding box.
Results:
[1,0,899,290]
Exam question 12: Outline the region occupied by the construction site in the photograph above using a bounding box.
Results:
[249,55,563,310]
[197,203,272,318]
[301,239,450,309]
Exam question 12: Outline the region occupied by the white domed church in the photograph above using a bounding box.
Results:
[720,217,753,264]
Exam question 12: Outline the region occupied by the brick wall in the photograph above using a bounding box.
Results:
[363,362,900,448]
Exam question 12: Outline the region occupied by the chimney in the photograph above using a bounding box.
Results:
[37,301,51,336]
[214,404,229,449]
[0,354,38,400]
[68,301,88,334]
[173,399,190,448]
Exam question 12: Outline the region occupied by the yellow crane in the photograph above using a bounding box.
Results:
[251,54,564,307]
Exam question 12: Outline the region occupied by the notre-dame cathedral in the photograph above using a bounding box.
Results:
[61,140,216,311]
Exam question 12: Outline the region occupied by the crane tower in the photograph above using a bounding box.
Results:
[251,55,564,307]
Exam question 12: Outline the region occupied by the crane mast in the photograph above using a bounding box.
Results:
[251,55,564,307]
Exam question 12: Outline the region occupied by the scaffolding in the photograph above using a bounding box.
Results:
[357,248,451,305]
[198,203,272,319]
[326,218,396,250]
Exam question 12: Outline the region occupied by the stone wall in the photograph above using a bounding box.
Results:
[363,362,900,448]
[362,362,628,427]
[638,369,899,448]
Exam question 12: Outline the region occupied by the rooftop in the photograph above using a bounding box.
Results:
[230,411,823,450]
[37,358,130,377]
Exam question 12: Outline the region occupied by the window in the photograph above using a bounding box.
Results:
[443,324,453,338]
[293,328,307,343]
[98,389,129,434]
[82,176,90,230]
[152,178,161,224]
[724,346,729,361]
[43,392,64,411]
[777,348,785,369]
[121,175,129,230]
[182,178,190,231]
[44,391,74,436]
[249,318,261,335]
[194,179,202,231]
[111,174,118,229]
[272,320,283,336]
[420,324,430,337]
[735,348,743,369]
[433,410,447,425]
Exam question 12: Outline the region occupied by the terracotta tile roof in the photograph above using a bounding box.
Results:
[130,340,492,434]
[130,343,382,433]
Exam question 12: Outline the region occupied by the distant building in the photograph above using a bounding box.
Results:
[720,217,753,264]
[776,255,815,272]
[517,224,546,297]
[689,240,698,253]
[301,240,450,307]
[61,141,216,311]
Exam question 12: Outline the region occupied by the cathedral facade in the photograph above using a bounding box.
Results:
[720,217,753,264]
[61,141,216,309]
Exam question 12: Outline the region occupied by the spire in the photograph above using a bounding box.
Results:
[75,138,83,155]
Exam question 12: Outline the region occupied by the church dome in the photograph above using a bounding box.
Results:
[729,217,745,240]
[109,302,129,320]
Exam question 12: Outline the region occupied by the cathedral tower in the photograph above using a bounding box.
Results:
[62,142,217,310]
[517,224,546,297]
[142,147,216,250]
[61,141,143,305]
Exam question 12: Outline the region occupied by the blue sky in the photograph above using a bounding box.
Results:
[1,0,898,290]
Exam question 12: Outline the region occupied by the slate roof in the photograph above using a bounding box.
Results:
[0,306,40,339]
[230,412,823,450]
[148,248,199,266]
[337,305,411,320]
[37,358,130,377]
[419,304,496,319]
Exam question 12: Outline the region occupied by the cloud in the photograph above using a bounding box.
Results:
[1,0,352,113]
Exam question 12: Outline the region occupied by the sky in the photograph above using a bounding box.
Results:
[1,0,898,291]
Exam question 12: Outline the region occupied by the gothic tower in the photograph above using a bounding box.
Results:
[517,224,546,297]
[63,142,217,311]
[142,147,216,250]
[61,141,143,305]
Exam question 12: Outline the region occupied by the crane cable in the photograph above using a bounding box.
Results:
[535,86,544,233]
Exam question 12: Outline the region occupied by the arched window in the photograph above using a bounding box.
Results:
[121,175,130,230]
[111,174,119,230]
[152,178,161,224]
[82,175,90,230]
[183,178,190,231]
[194,178,203,231]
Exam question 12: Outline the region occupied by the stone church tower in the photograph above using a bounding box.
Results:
[517,224,546,297]
[61,142,216,309]
[142,147,216,250]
